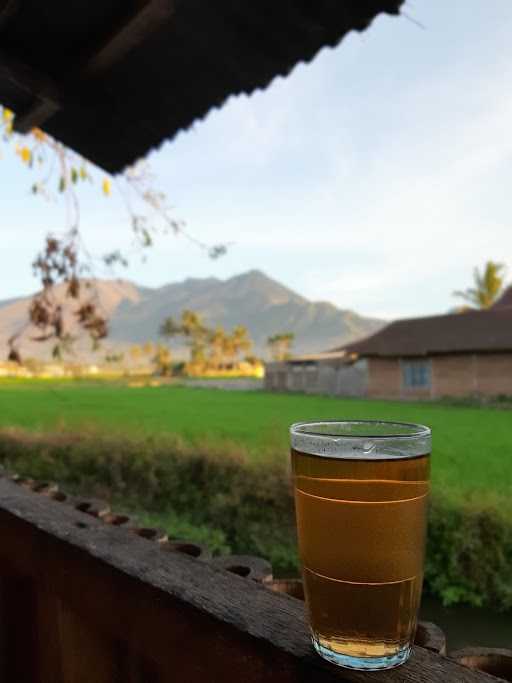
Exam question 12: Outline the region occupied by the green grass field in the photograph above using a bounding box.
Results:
[0,378,510,499]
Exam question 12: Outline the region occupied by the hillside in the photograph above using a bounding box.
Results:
[0,271,384,360]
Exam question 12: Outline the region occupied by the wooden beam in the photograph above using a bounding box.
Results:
[0,0,19,30]
[0,50,62,105]
[0,50,63,134]
[9,0,174,134]
[0,479,500,683]
[83,0,174,77]
[14,99,60,134]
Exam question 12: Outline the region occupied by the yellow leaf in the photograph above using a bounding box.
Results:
[32,128,46,142]
[20,147,31,164]
[102,178,111,196]
[2,108,13,123]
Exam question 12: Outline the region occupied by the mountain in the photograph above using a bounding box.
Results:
[0,271,385,361]
[0,280,142,362]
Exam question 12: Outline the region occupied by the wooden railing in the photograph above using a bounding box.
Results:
[0,477,506,682]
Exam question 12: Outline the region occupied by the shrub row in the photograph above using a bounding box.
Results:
[0,428,510,611]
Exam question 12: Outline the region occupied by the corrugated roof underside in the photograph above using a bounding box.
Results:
[0,0,403,172]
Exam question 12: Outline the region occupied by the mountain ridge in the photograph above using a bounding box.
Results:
[0,271,385,361]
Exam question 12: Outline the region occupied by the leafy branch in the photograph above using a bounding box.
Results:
[453,261,507,310]
[1,106,229,361]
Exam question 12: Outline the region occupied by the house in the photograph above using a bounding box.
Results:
[264,351,367,397]
[494,285,512,309]
[343,289,512,399]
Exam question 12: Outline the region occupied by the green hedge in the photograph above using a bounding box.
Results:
[0,429,510,611]
[426,495,512,610]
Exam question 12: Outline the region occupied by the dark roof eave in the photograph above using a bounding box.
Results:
[358,348,512,359]
[0,0,405,172]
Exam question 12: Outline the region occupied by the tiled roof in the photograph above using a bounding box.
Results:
[342,308,512,358]
[0,0,404,172]
[492,286,512,309]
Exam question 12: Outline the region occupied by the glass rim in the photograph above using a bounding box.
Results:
[290,419,431,440]
[290,420,431,460]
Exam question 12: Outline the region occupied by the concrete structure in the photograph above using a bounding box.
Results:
[344,289,512,399]
[264,352,368,398]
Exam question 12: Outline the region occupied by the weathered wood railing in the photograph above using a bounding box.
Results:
[0,477,507,682]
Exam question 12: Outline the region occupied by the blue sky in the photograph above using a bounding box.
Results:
[2,0,512,320]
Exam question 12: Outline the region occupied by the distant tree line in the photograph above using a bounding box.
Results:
[159,310,256,376]
[157,309,297,374]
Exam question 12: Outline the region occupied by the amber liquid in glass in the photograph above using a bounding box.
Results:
[292,448,430,662]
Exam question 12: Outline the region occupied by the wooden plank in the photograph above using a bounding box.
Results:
[0,575,40,682]
[0,479,501,683]
[57,603,120,683]
[0,0,19,30]
[35,590,65,683]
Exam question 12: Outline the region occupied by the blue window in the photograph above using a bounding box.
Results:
[402,361,431,389]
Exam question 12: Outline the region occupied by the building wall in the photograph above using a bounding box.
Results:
[264,360,367,397]
[367,358,401,398]
[432,355,476,397]
[472,353,512,396]
[367,353,512,399]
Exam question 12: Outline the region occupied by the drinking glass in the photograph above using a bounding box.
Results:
[290,420,431,671]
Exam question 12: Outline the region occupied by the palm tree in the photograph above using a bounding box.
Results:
[453,261,507,309]
[180,310,207,340]
[231,325,252,358]
[159,316,181,339]
[267,332,295,361]
[153,344,172,376]
[160,310,208,351]
[208,326,227,368]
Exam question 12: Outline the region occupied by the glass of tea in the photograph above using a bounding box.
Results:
[290,420,431,671]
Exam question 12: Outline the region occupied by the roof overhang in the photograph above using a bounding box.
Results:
[0,0,404,172]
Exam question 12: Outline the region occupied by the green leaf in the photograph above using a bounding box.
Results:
[71,168,78,184]
[58,176,66,193]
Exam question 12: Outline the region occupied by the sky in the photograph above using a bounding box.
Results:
[2,0,512,320]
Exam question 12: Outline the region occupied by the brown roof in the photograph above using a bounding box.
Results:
[288,350,348,363]
[492,286,512,309]
[343,308,512,358]
[0,0,404,173]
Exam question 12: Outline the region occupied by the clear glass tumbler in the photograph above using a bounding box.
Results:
[290,420,431,671]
